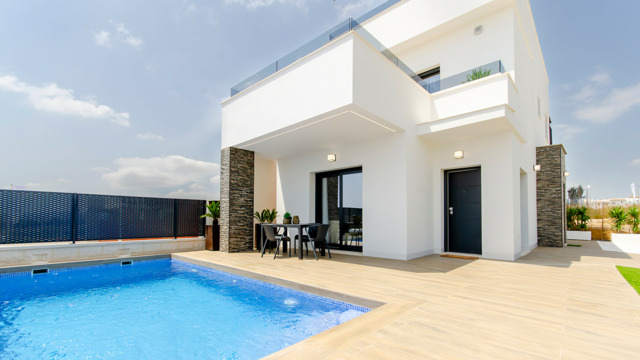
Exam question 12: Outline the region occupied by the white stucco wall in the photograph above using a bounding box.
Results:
[221,0,549,261]
[221,35,355,149]
[428,131,520,260]
[276,134,411,259]
[254,156,277,218]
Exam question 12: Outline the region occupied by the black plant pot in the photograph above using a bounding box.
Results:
[206,221,220,251]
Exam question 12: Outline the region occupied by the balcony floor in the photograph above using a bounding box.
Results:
[175,241,640,359]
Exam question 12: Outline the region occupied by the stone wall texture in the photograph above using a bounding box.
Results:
[220,147,255,252]
[536,145,567,247]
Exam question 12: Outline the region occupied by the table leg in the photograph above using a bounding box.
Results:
[260,225,267,257]
[298,225,303,259]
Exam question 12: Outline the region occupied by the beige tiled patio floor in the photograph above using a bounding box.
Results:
[175,241,640,360]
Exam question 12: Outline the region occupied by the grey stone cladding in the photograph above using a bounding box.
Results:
[536,145,567,247]
[220,147,255,252]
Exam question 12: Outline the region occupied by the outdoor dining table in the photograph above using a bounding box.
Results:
[259,223,325,259]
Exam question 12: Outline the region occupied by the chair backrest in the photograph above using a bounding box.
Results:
[313,224,330,241]
[307,226,318,238]
[263,225,278,241]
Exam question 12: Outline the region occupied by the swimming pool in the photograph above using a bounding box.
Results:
[0,259,369,359]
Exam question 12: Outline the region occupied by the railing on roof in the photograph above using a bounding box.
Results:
[230,0,404,96]
[421,60,506,94]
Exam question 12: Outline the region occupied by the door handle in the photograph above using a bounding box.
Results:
[449,207,454,215]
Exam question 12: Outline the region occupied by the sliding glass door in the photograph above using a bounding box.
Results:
[315,167,362,252]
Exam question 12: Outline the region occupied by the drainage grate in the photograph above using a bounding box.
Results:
[31,268,49,275]
[121,260,133,266]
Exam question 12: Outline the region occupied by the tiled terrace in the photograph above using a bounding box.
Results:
[176,241,640,360]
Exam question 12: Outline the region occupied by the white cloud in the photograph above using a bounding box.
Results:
[102,155,219,191]
[553,123,585,139]
[175,1,217,24]
[137,133,165,140]
[629,159,640,167]
[115,23,143,47]
[94,30,112,47]
[0,74,131,126]
[224,0,315,10]
[589,72,611,85]
[95,22,143,49]
[57,177,70,183]
[572,82,640,123]
[571,85,597,102]
[335,0,382,18]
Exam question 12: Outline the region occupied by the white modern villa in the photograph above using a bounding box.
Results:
[219,0,566,261]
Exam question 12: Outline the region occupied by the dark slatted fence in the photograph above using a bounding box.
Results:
[0,190,205,244]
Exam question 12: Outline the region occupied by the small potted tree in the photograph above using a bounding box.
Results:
[283,212,292,224]
[202,201,220,251]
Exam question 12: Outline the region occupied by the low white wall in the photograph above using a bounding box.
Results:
[611,234,640,243]
[0,238,205,268]
[567,230,591,241]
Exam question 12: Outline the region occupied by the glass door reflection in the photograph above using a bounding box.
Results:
[316,167,362,252]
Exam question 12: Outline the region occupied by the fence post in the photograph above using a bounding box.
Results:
[71,193,78,244]
[202,200,206,237]
[173,199,178,239]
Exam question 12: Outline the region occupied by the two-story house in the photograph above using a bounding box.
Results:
[219,0,564,261]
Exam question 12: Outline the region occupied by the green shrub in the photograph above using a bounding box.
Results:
[201,201,220,221]
[463,67,492,83]
[254,209,278,223]
[566,207,578,230]
[609,207,627,233]
[575,206,590,230]
[627,207,640,234]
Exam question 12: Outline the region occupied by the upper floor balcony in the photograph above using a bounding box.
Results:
[221,21,430,159]
[221,0,522,158]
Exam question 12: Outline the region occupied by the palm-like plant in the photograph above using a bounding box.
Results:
[626,206,640,234]
[575,206,590,231]
[253,209,278,223]
[609,207,627,233]
[463,67,492,83]
[201,201,220,223]
[566,206,578,230]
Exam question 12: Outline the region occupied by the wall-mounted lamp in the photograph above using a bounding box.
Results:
[327,154,336,162]
[454,150,464,159]
[564,171,570,177]
[533,164,541,171]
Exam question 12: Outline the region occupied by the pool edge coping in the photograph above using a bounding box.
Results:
[171,253,386,310]
[0,254,172,274]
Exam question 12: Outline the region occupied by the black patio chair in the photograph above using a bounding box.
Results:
[308,224,331,261]
[262,225,291,259]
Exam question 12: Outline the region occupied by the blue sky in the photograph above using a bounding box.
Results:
[0,0,638,200]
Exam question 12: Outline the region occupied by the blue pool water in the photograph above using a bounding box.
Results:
[0,259,368,359]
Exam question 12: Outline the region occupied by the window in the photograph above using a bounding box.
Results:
[418,67,440,93]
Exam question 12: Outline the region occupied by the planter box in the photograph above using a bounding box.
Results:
[567,230,591,241]
[610,233,640,254]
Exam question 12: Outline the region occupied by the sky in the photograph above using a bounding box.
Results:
[0,0,638,201]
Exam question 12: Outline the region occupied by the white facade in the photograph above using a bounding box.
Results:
[221,0,549,261]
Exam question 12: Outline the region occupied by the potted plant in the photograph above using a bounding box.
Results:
[566,206,591,241]
[609,207,627,234]
[253,209,278,251]
[610,206,640,248]
[283,212,292,224]
[462,67,492,84]
[202,201,220,251]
